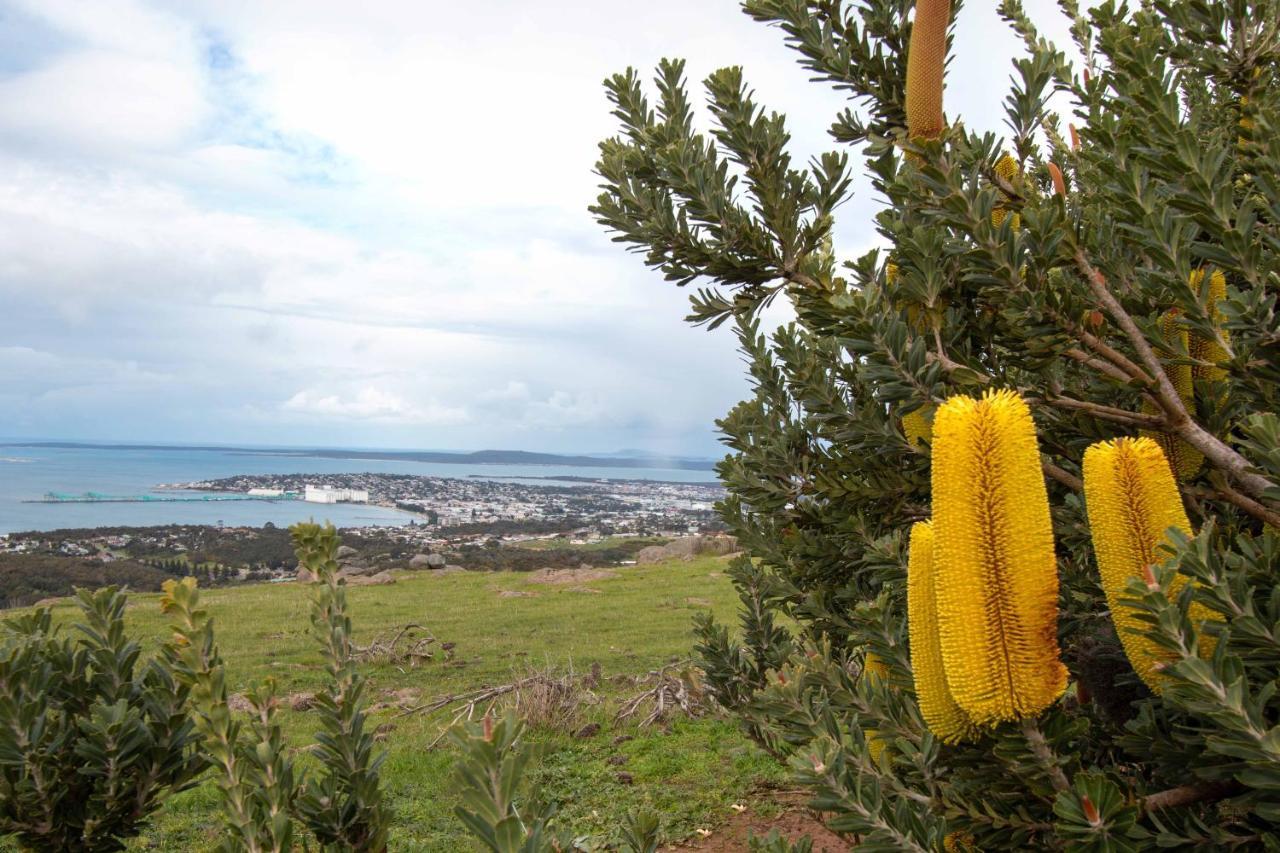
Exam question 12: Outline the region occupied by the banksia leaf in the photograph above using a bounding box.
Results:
[931,390,1068,725]
[907,521,977,743]
[905,0,951,141]
[992,154,1021,230]
[902,404,934,448]
[1188,268,1229,382]
[1082,437,1217,692]
[1141,310,1203,480]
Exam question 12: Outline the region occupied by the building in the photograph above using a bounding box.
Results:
[303,485,370,504]
[248,488,285,497]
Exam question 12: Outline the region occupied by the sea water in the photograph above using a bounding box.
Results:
[0,444,715,534]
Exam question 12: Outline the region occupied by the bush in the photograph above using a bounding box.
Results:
[0,587,206,851]
[594,0,1280,847]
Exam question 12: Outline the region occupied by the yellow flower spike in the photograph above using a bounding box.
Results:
[930,390,1068,725]
[1082,437,1218,692]
[944,831,977,853]
[862,652,891,763]
[1188,268,1229,382]
[902,404,935,448]
[907,521,978,743]
[1141,309,1203,480]
[905,0,951,142]
[992,153,1022,231]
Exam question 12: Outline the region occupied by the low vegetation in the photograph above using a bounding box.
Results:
[1,540,781,850]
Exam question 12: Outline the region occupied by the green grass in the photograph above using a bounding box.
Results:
[24,555,780,851]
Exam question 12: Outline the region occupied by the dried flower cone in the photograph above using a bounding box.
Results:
[907,520,977,743]
[1141,309,1203,480]
[1082,437,1217,693]
[905,0,950,141]
[931,390,1068,725]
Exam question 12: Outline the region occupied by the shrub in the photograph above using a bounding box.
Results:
[0,587,206,851]
[594,0,1280,847]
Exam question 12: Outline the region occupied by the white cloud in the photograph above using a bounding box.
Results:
[0,0,1080,453]
[281,388,466,425]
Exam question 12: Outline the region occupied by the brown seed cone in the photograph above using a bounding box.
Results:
[905,0,951,141]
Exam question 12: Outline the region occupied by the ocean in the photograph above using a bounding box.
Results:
[0,444,718,534]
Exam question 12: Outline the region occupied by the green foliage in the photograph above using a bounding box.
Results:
[160,523,391,852]
[594,0,1280,848]
[289,522,391,851]
[163,576,298,853]
[449,715,568,852]
[0,587,206,851]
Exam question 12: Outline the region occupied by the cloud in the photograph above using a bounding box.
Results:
[281,388,467,425]
[0,0,1081,453]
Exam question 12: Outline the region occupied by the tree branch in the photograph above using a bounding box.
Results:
[1043,460,1083,492]
[1036,394,1163,429]
[1142,779,1243,813]
[1020,718,1070,794]
[1073,249,1277,501]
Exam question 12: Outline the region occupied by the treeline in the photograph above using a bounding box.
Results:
[0,555,171,609]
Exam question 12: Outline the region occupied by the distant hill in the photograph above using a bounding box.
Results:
[2,442,719,471]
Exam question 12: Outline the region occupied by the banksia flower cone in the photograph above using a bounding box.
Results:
[1188,268,1229,382]
[1142,308,1203,480]
[905,0,950,141]
[862,652,891,763]
[1082,437,1217,692]
[991,154,1021,230]
[902,404,934,447]
[931,390,1068,725]
[907,521,977,743]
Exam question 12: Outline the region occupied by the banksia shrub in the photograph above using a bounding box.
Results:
[597,0,1280,845]
[1082,437,1217,692]
[930,390,1067,725]
[906,520,975,744]
[0,588,206,852]
[290,522,391,852]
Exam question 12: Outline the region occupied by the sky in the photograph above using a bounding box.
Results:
[0,0,1076,457]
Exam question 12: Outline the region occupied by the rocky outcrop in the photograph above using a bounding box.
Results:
[635,535,738,565]
[409,553,448,570]
[346,570,396,586]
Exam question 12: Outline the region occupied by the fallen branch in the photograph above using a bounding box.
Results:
[354,623,437,669]
[615,660,710,727]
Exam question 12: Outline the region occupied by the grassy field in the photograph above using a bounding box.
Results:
[20,554,786,851]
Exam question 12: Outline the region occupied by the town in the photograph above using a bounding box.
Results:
[0,473,728,594]
[170,471,724,532]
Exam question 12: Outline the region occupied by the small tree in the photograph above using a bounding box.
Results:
[0,587,206,851]
[163,521,391,852]
[594,0,1280,847]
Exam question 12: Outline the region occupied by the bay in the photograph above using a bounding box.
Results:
[0,444,717,534]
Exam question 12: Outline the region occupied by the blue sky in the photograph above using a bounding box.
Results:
[0,0,1073,456]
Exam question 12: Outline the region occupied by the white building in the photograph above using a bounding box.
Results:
[303,485,370,504]
[248,488,285,497]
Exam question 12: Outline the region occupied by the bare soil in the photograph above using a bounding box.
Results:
[669,792,850,852]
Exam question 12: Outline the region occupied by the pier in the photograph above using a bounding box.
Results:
[26,491,299,504]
